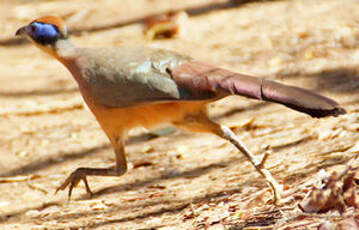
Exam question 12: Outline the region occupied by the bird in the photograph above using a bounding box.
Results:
[16,16,345,203]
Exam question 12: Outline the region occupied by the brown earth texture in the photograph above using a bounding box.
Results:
[1,0,359,229]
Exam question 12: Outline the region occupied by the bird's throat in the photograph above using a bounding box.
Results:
[32,38,76,61]
[53,39,77,59]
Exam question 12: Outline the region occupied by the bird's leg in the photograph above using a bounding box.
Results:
[56,136,127,200]
[217,125,282,205]
[173,111,282,204]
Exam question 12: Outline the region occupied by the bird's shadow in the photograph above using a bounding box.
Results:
[0,147,353,229]
[277,67,359,95]
[0,87,78,98]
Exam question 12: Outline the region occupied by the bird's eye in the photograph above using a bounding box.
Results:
[30,25,36,32]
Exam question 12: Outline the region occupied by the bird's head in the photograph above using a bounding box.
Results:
[15,16,68,56]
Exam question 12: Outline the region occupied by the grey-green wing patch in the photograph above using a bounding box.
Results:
[81,46,207,108]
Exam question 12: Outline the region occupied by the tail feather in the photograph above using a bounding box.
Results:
[260,80,346,118]
[170,61,346,118]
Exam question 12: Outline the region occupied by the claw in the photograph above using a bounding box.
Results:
[55,169,93,200]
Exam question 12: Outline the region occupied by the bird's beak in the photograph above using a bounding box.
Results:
[15,25,30,36]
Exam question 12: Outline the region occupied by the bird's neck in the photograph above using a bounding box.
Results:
[53,39,77,59]
[33,38,77,61]
[51,39,82,82]
[51,39,90,96]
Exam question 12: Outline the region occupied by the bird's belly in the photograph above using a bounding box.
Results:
[88,101,208,137]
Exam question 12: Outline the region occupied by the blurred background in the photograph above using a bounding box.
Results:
[1,0,359,229]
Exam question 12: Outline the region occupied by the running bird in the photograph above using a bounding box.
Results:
[16,16,345,203]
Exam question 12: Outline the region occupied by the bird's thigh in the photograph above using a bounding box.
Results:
[172,113,220,134]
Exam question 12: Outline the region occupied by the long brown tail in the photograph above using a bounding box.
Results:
[170,61,346,118]
[258,79,345,117]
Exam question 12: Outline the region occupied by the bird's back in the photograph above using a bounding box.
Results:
[74,46,217,108]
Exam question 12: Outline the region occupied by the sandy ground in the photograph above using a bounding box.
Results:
[1,0,359,229]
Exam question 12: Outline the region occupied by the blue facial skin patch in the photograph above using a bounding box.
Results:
[31,22,60,45]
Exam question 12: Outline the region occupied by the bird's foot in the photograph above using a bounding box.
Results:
[252,149,283,205]
[55,168,93,200]
[219,125,283,205]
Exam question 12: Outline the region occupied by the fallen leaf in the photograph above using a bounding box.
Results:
[144,11,188,40]
[133,161,153,168]
[298,167,359,214]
